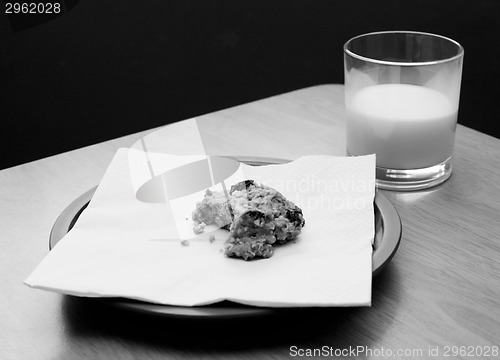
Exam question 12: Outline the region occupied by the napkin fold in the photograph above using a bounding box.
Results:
[25,149,375,307]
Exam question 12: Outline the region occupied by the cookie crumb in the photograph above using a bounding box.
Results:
[180,240,190,246]
[192,222,206,234]
[209,234,216,243]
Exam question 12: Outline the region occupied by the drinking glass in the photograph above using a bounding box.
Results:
[344,31,464,190]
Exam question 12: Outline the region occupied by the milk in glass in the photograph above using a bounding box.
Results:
[346,83,457,169]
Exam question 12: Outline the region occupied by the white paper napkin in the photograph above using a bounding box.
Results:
[25,149,375,307]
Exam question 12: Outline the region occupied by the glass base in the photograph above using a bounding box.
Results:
[376,157,452,191]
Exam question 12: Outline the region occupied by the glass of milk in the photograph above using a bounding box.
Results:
[344,31,464,190]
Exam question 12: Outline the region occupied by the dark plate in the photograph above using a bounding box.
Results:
[49,157,402,318]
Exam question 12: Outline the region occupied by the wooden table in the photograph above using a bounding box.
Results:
[1,85,499,359]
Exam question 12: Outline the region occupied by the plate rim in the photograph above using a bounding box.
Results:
[49,156,402,318]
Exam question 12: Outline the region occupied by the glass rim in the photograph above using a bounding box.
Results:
[343,30,464,66]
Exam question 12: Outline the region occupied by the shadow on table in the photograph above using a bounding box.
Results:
[61,265,400,354]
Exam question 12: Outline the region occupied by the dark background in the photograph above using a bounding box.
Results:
[1,0,499,170]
